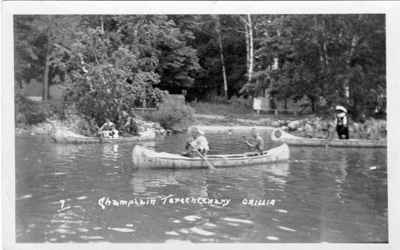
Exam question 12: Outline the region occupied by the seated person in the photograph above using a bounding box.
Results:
[99,118,119,138]
[244,128,264,155]
[119,111,138,136]
[183,127,209,157]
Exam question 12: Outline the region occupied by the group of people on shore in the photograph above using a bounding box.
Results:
[98,110,138,138]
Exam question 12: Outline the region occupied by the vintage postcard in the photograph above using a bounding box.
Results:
[2,1,400,249]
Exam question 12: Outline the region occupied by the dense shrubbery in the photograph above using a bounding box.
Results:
[143,99,195,132]
[15,93,50,125]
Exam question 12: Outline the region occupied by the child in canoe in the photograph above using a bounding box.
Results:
[244,128,265,155]
[183,127,209,157]
[99,118,119,138]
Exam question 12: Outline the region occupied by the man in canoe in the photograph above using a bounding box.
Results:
[244,128,265,155]
[335,105,349,139]
[99,118,119,138]
[183,127,210,157]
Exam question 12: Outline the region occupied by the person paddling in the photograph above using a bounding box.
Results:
[335,105,349,139]
[243,128,265,155]
[99,118,119,138]
[183,127,209,157]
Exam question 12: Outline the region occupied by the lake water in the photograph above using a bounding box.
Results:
[15,133,387,243]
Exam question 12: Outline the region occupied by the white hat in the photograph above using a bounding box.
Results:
[335,105,347,113]
[337,112,346,118]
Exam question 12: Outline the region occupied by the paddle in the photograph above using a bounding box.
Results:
[242,136,254,148]
[193,148,216,170]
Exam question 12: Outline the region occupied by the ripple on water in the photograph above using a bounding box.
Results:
[80,235,105,240]
[178,229,189,234]
[165,231,179,236]
[190,227,215,236]
[54,228,76,235]
[277,225,296,232]
[222,217,254,224]
[17,194,32,200]
[266,236,280,241]
[275,209,288,214]
[107,227,135,233]
[52,172,66,176]
[183,215,201,222]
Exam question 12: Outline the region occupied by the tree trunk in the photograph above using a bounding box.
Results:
[247,14,254,84]
[215,16,228,98]
[244,21,250,77]
[43,22,52,101]
[100,16,104,34]
[344,34,359,104]
[43,53,50,100]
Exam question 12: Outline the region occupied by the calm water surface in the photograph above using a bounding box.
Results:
[16,133,387,243]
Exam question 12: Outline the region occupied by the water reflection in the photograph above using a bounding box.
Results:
[15,136,387,243]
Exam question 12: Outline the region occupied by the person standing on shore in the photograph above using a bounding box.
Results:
[335,105,349,139]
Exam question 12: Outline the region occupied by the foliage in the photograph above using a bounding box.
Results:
[15,92,50,125]
[247,14,385,119]
[143,99,195,131]
[14,14,386,122]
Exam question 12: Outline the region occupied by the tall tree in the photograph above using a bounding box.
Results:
[214,15,228,98]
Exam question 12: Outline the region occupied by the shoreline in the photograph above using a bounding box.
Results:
[16,112,387,141]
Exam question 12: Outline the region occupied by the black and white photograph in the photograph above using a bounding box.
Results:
[2,1,399,247]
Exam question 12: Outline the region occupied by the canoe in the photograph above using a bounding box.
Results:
[51,130,156,144]
[132,143,289,169]
[270,128,386,148]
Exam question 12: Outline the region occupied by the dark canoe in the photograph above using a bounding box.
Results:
[271,128,386,148]
[132,143,289,169]
[51,131,156,144]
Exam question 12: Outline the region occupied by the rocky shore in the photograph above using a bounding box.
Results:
[194,114,386,140]
[16,112,386,141]
[16,117,166,138]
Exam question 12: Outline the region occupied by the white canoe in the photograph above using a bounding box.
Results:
[51,130,156,144]
[271,128,386,148]
[132,143,289,169]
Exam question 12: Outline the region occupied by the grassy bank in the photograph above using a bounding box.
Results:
[189,101,313,121]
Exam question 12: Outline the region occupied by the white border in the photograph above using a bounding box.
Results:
[2,1,400,250]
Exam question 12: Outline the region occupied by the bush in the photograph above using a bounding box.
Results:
[15,93,51,125]
[143,99,195,132]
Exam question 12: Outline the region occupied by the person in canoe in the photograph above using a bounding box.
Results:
[183,127,210,157]
[335,105,349,139]
[98,118,119,138]
[243,128,265,155]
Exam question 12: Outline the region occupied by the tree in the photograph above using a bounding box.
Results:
[214,15,229,98]
[14,15,81,100]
